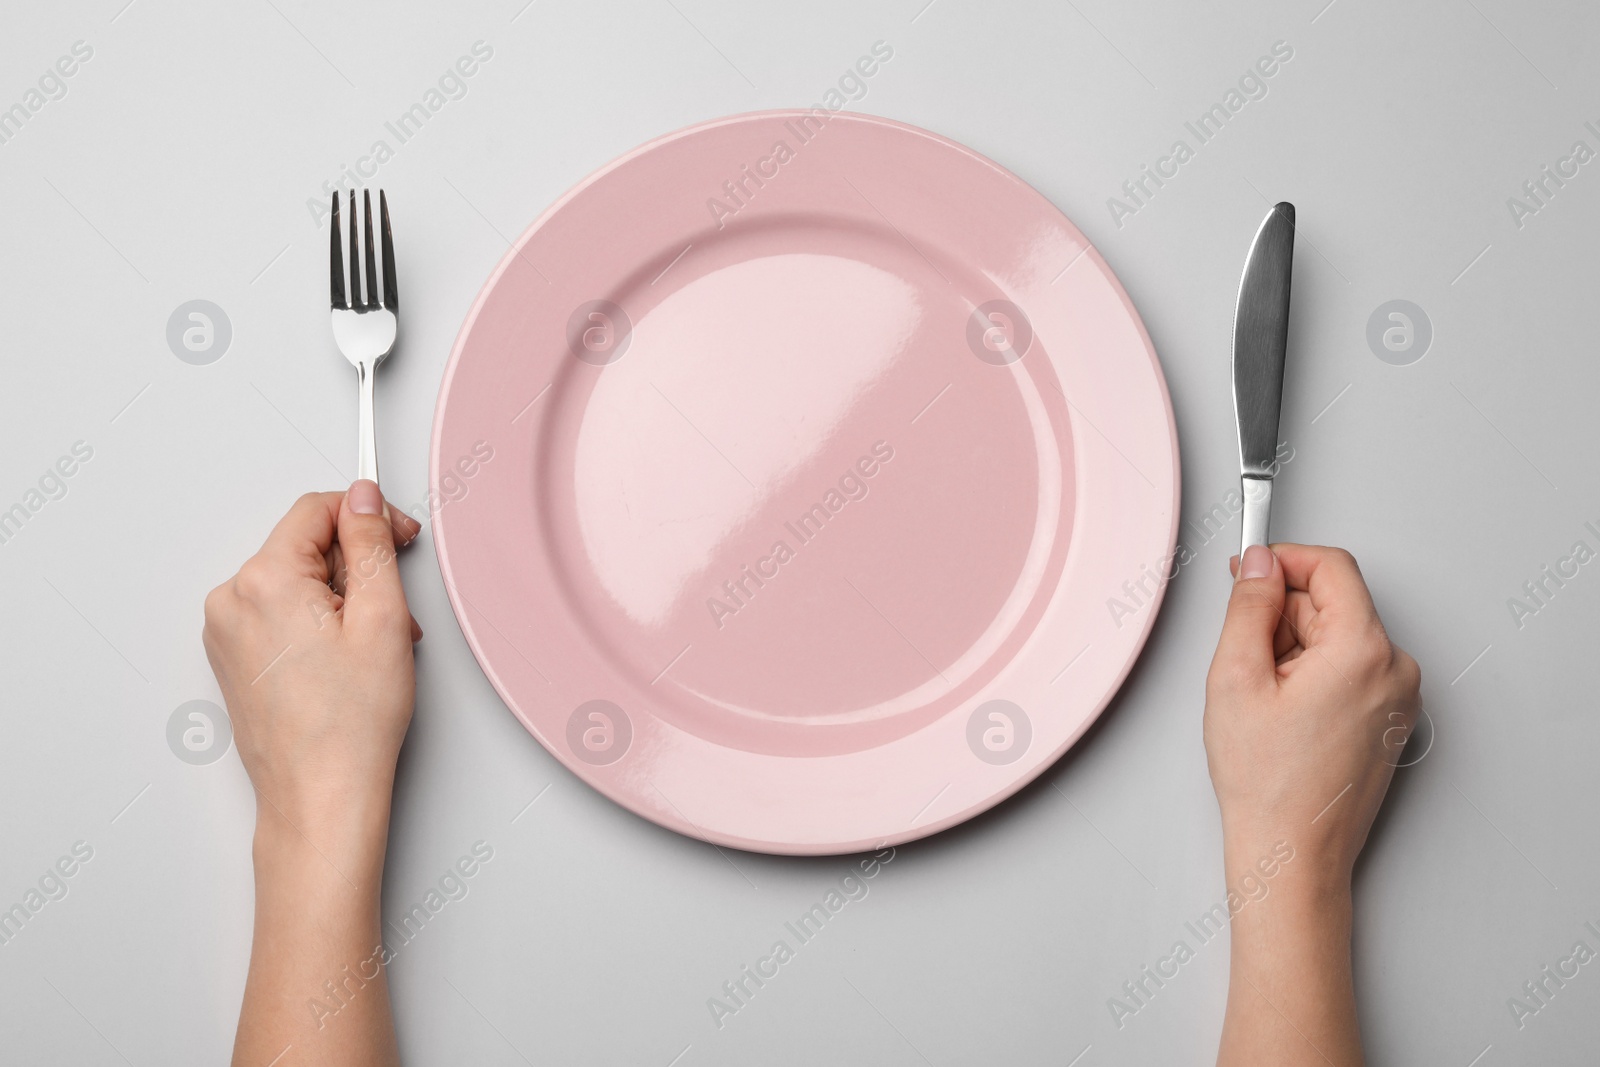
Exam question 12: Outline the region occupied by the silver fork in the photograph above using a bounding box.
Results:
[330,189,398,485]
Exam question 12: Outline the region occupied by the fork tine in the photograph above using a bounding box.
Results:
[379,190,398,312]
[362,189,379,311]
[330,193,346,308]
[347,190,361,308]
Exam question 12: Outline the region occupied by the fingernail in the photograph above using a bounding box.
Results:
[349,479,383,515]
[1240,544,1273,580]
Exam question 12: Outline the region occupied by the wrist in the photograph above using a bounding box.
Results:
[1224,836,1353,955]
[252,781,394,888]
[1221,831,1351,912]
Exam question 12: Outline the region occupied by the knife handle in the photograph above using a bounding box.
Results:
[1239,476,1272,556]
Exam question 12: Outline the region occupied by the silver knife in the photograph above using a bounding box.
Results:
[1231,202,1295,557]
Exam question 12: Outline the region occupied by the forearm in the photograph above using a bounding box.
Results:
[233,792,400,1067]
[1217,842,1361,1067]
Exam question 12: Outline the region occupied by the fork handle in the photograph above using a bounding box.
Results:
[357,360,379,485]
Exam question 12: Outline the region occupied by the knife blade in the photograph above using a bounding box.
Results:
[1231,201,1295,557]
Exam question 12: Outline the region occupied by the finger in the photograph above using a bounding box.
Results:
[258,492,345,582]
[309,590,344,633]
[1273,543,1379,627]
[1212,544,1286,685]
[392,507,422,546]
[1283,589,1316,642]
[1232,553,1302,646]
[1272,612,1297,660]
[1269,590,1313,657]
[271,491,415,574]
[1234,555,1314,651]
[328,538,418,645]
[319,552,421,638]
[337,480,411,636]
[327,542,347,595]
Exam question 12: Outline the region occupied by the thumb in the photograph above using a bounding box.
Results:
[338,479,410,636]
[1213,544,1285,684]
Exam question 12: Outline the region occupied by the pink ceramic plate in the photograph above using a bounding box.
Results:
[432,111,1178,855]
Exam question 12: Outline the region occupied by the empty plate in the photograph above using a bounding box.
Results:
[431,110,1178,855]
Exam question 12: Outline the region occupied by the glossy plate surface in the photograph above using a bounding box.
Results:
[432,110,1178,855]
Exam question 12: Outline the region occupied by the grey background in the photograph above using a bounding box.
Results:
[1,0,1596,1063]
